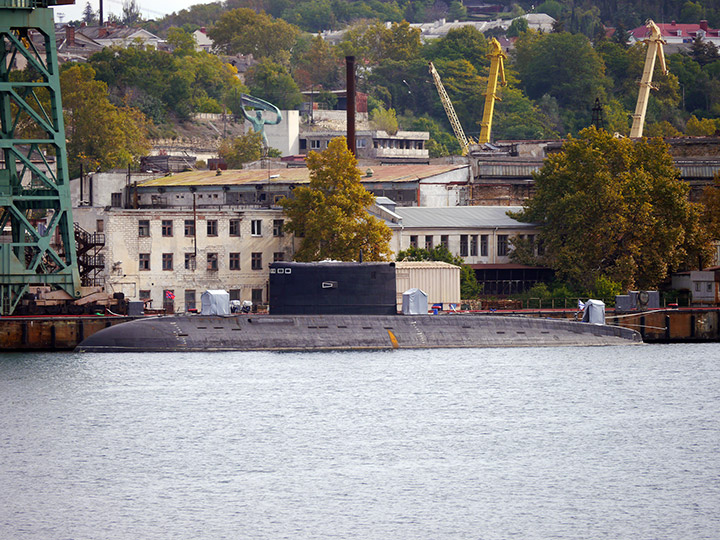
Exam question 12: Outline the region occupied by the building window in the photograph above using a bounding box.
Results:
[229,219,241,237]
[138,220,150,237]
[207,220,218,237]
[184,220,195,237]
[139,290,150,301]
[460,235,469,257]
[251,219,262,236]
[251,252,262,270]
[273,219,284,237]
[185,290,196,311]
[425,235,433,250]
[695,283,701,292]
[410,235,418,248]
[707,283,713,292]
[273,252,285,262]
[497,235,508,256]
[229,289,241,301]
[310,139,321,149]
[537,238,545,256]
[207,252,218,271]
[441,235,449,249]
[96,219,104,233]
[185,253,196,270]
[480,235,488,257]
[252,288,263,303]
[111,192,122,207]
[162,253,173,271]
[470,235,478,256]
[162,220,173,237]
[139,253,150,270]
[229,252,241,270]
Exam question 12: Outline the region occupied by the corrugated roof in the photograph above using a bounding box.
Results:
[394,206,534,229]
[138,164,467,187]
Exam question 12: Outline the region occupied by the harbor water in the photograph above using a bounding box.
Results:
[1,344,719,539]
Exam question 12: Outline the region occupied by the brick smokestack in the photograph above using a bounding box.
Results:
[346,56,356,157]
[700,20,709,32]
[67,25,75,46]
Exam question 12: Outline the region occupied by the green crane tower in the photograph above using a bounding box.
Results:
[0,1,81,315]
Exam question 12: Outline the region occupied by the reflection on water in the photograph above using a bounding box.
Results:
[1,344,719,540]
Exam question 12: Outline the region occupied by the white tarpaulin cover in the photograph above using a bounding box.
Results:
[201,289,230,315]
[402,288,428,315]
[581,299,605,324]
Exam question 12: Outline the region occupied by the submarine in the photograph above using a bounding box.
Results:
[76,262,642,352]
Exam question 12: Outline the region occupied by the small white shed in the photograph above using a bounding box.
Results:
[201,289,230,315]
[402,288,428,315]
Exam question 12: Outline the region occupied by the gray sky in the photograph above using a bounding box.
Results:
[53,0,213,23]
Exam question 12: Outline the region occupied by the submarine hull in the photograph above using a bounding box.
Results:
[75,314,642,353]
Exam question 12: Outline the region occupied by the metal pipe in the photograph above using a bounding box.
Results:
[346,56,356,156]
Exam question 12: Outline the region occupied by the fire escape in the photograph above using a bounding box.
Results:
[73,223,105,287]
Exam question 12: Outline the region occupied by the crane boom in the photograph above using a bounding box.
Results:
[429,61,473,155]
[630,19,668,138]
[478,38,507,145]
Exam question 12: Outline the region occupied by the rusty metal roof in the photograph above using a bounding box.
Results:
[139,164,467,187]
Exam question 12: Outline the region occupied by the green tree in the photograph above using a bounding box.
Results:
[291,35,342,90]
[60,64,150,177]
[280,137,393,262]
[167,27,197,57]
[686,114,719,135]
[507,17,529,38]
[219,131,264,167]
[396,245,482,299]
[370,106,399,134]
[82,1,96,24]
[246,58,304,110]
[511,127,710,290]
[514,32,611,131]
[207,8,300,61]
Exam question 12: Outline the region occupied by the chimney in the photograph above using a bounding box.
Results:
[67,25,75,46]
[700,20,709,32]
[201,27,206,33]
[671,20,676,26]
[346,56,356,157]
[99,0,104,26]
[98,27,107,38]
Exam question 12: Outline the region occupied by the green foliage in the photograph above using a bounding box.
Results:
[280,137,393,262]
[219,131,263,167]
[370,106,399,134]
[167,27,197,56]
[514,32,611,131]
[60,64,150,177]
[245,58,304,110]
[88,45,246,123]
[291,35,342,90]
[207,8,300,61]
[686,114,719,135]
[512,127,711,290]
[507,17,529,38]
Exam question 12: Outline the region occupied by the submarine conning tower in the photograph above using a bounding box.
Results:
[269,262,397,315]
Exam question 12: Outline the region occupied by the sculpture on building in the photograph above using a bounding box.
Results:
[240,93,282,152]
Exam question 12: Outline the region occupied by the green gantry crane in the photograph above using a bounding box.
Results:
[0,0,81,315]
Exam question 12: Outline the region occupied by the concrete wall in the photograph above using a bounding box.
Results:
[265,110,300,156]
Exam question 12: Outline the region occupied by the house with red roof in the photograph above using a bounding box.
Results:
[629,20,720,51]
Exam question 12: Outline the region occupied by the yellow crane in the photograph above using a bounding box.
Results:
[630,19,668,138]
[429,38,507,154]
[429,61,473,155]
[479,38,507,144]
